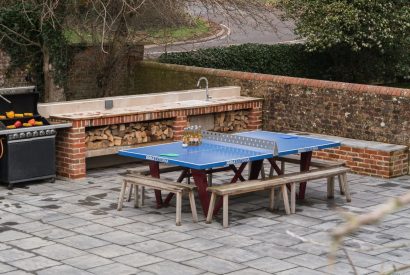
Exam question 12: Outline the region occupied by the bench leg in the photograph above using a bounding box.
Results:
[141,187,145,206]
[269,187,275,211]
[338,174,345,195]
[188,191,198,223]
[134,184,139,208]
[269,166,274,178]
[290,183,296,214]
[117,180,128,211]
[207,172,213,186]
[281,161,285,174]
[274,187,281,210]
[327,177,335,199]
[269,161,284,178]
[176,192,182,226]
[223,195,229,228]
[206,193,217,224]
[261,161,266,180]
[342,173,351,202]
[281,185,291,215]
[127,184,133,202]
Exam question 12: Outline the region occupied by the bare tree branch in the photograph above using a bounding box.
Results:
[0,23,41,47]
[331,192,410,242]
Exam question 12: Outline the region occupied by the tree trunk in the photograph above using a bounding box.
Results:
[42,46,51,102]
[42,46,66,102]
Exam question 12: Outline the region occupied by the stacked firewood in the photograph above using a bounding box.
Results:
[86,120,173,150]
[214,110,249,132]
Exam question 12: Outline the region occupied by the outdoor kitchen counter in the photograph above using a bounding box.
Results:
[41,86,264,179]
[48,96,260,120]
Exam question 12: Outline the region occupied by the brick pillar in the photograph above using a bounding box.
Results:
[56,120,86,179]
[247,103,263,130]
[173,115,188,141]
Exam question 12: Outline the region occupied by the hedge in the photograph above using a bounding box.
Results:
[159,44,333,80]
[158,43,408,83]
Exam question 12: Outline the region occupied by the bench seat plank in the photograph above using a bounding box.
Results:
[276,155,345,168]
[207,166,351,228]
[124,174,194,193]
[118,173,198,226]
[208,167,350,196]
[127,165,184,176]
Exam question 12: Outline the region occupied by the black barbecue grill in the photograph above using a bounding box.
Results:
[0,86,71,189]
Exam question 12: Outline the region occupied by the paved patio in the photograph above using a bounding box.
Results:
[0,162,409,275]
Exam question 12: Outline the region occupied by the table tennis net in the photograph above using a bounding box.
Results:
[202,130,279,156]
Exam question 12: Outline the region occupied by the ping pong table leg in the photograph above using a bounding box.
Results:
[230,163,247,183]
[191,169,210,216]
[299,152,312,200]
[249,160,264,180]
[163,168,189,207]
[212,162,248,215]
[267,158,284,176]
[149,161,163,208]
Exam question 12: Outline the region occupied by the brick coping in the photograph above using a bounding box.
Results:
[142,61,410,97]
[291,131,408,152]
[50,96,261,121]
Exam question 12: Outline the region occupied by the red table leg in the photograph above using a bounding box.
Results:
[267,158,284,176]
[149,161,163,208]
[299,151,312,200]
[249,160,263,180]
[191,169,210,216]
[213,162,248,214]
[229,163,248,183]
[163,168,189,206]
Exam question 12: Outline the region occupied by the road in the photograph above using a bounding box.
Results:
[144,4,297,58]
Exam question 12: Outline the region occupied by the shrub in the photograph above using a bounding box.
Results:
[159,43,333,80]
[158,43,409,83]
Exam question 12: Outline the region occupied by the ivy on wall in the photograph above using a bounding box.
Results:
[0,2,69,99]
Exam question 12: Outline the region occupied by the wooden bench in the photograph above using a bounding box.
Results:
[117,173,198,226]
[125,165,184,202]
[277,155,346,169]
[266,155,347,195]
[206,166,351,228]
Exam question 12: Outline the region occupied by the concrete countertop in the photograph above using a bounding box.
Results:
[49,96,261,120]
[290,131,408,152]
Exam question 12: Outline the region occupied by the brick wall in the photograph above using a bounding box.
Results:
[313,146,409,178]
[54,120,87,179]
[138,62,410,177]
[65,45,144,100]
[141,62,410,149]
[0,45,144,100]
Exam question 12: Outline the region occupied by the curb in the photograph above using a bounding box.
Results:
[144,23,230,50]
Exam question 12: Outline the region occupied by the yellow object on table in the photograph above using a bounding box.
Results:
[23,123,33,127]
[6,125,16,129]
[24,113,33,117]
[15,114,24,118]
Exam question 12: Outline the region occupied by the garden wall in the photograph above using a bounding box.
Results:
[0,45,144,101]
[65,45,144,100]
[0,49,30,87]
[140,61,410,148]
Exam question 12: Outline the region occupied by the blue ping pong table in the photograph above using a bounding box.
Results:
[119,130,340,215]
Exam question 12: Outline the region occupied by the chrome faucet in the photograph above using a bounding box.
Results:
[197,77,211,101]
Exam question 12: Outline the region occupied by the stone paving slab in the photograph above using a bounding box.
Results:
[0,162,409,274]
